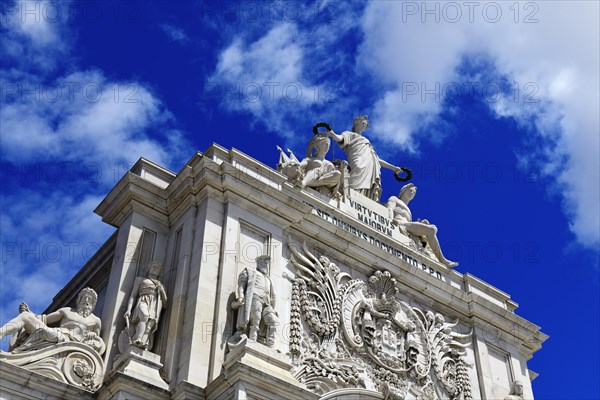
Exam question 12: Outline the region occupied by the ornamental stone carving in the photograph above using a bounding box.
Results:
[288,242,472,399]
[0,287,105,391]
[123,260,168,351]
[230,255,278,348]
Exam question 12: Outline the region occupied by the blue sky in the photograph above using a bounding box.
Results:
[0,1,598,398]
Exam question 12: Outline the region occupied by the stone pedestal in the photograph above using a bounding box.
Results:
[224,339,294,380]
[111,348,168,390]
[204,340,314,400]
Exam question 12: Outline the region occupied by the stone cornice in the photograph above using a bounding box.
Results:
[171,381,206,400]
[96,371,170,400]
[95,171,170,227]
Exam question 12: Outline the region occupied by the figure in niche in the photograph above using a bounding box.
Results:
[233,255,278,347]
[0,287,105,355]
[504,381,524,400]
[328,115,405,201]
[387,183,458,268]
[124,261,168,351]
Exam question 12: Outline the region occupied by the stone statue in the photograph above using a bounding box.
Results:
[233,255,278,347]
[124,260,167,351]
[276,133,343,198]
[505,381,524,400]
[298,133,342,196]
[0,287,105,390]
[0,287,105,355]
[277,145,303,185]
[387,183,458,267]
[328,115,403,201]
[7,302,34,351]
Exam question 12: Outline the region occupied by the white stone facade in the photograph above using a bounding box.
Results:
[0,144,547,400]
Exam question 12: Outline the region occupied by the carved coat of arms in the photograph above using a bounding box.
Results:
[288,242,473,400]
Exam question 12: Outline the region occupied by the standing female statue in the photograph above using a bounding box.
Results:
[328,115,404,201]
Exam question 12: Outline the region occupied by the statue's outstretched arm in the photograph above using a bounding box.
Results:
[379,158,400,171]
[328,130,343,143]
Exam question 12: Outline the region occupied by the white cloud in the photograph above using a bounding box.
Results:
[0,0,70,71]
[209,22,349,141]
[212,22,307,119]
[160,23,188,43]
[0,70,182,169]
[207,2,599,250]
[358,1,600,249]
[0,191,114,322]
[0,0,189,329]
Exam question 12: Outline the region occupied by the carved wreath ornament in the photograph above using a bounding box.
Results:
[288,242,473,399]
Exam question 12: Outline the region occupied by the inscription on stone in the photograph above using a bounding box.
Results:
[304,201,443,280]
[348,198,393,236]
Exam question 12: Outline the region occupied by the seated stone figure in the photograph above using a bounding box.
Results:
[277,133,342,197]
[7,302,35,351]
[0,287,105,354]
[387,183,458,268]
[298,133,342,196]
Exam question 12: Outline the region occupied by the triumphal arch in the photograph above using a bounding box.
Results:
[1,120,547,399]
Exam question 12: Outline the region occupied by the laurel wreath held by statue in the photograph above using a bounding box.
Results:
[313,122,332,135]
[394,167,413,182]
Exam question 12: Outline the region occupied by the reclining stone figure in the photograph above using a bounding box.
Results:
[0,287,105,391]
[0,287,105,354]
[387,183,458,268]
